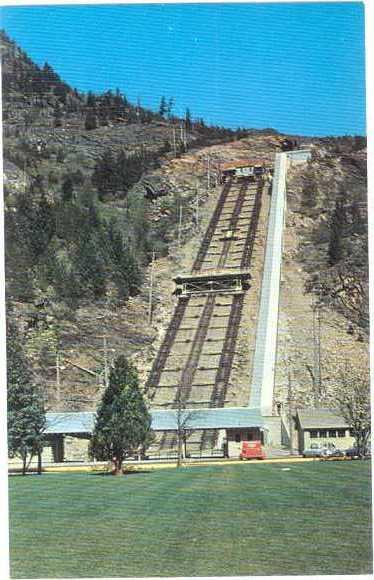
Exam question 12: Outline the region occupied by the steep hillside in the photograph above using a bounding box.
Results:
[1,32,282,410]
[3,31,368,417]
[274,138,368,413]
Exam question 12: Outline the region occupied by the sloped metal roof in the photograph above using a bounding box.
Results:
[297,408,349,430]
[45,407,266,435]
[151,408,265,430]
[46,412,96,434]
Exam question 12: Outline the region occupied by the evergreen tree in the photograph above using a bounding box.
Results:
[185,107,192,130]
[92,149,118,199]
[159,96,167,117]
[166,97,174,119]
[86,91,96,108]
[107,223,142,300]
[328,200,345,265]
[161,139,171,154]
[53,106,63,128]
[31,193,55,258]
[62,176,74,202]
[49,253,80,310]
[73,235,107,299]
[113,88,126,117]
[85,110,97,131]
[56,148,65,163]
[42,62,60,84]
[90,356,152,474]
[7,319,46,475]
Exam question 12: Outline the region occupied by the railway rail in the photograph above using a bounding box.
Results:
[145,174,267,451]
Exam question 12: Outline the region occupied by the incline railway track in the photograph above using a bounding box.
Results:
[145,174,267,450]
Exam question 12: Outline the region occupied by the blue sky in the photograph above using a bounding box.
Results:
[0,2,366,136]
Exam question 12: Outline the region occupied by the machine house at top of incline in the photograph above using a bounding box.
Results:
[219,159,272,183]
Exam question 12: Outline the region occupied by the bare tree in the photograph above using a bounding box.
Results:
[175,391,198,467]
[334,363,371,457]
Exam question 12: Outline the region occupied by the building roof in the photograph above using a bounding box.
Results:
[45,407,266,435]
[151,408,265,430]
[46,412,95,434]
[297,408,349,430]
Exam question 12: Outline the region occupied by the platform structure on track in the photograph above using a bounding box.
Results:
[174,269,251,295]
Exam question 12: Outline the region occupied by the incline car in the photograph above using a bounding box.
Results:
[220,160,271,183]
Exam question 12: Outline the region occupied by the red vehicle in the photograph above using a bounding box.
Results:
[240,440,266,460]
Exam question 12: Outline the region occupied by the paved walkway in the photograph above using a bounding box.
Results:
[23,455,329,473]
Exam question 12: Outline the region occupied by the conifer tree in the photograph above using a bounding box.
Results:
[328,200,345,265]
[92,149,118,198]
[53,106,63,128]
[90,356,152,474]
[107,224,142,300]
[159,96,167,117]
[62,176,74,203]
[166,98,174,119]
[74,235,107,299]
[85,110,97,131]
[185,107,192,130]
[7,319,46,475]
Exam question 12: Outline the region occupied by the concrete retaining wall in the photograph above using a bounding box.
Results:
[249,153,288,414]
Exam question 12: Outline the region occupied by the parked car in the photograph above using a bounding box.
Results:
[302,443,324,458]
[345,447,371,460]
[239,440,266,460]
[303,443,344,459]
[321,447,345,460]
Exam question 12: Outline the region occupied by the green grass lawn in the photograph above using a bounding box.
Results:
[9,461,372,578]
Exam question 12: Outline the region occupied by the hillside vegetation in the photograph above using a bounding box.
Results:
[2,30,368,413]
[295,136,368,335]
[2,31,281,408]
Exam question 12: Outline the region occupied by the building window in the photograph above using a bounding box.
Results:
[310,430,318,438]
[337,430,346,438]
[328,430,337,438]
[235,433,241,443]
[319,430,327,438]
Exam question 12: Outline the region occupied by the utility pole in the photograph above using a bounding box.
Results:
[172,127,177,157]
[178,203,183,246]
[56,351,61,407]
[148,249,156,324]
[317,306,322,401]
[24,159,27,193]
[103,335,109,389]
[195,181,199,229]
[287,368,295,455]
[136,96,141,123]
[312,298,322,406]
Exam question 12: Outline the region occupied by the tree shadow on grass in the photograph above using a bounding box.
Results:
[8,471,43,477]
[90,469,154,477]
